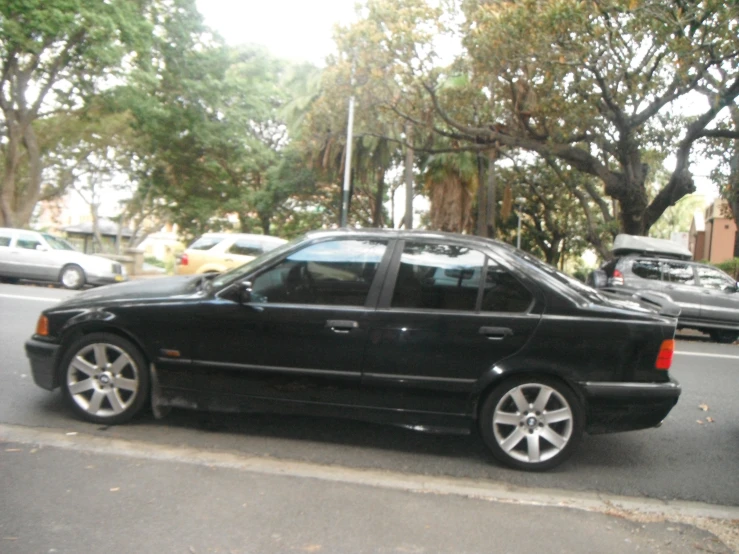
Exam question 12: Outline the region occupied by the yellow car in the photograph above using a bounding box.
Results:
[175,233,286,275]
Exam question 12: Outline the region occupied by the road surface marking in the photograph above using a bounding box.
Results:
[0,293,61,303]
[0,423,737,522]
[675,351,739,360]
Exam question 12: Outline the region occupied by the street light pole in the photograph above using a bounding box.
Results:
[340,64,356,228]
[515,197,526,249]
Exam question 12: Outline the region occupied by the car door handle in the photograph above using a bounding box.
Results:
[479,326,513,340]
[326,320,359,334]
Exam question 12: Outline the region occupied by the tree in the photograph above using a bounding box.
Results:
[495,156,607,265]
[443,0,739,236]
[0,0,151,227]
[648,193,705,240]
[328,0,739,245]
[298,0,454,229]
[108,2,236,241]
[703,102,739,226]
[422,151,477,232]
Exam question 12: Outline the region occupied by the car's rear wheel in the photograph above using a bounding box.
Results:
[60,264,85,289]
[59,333,149,424]
[479,376,583,471]
[709,330,739,344]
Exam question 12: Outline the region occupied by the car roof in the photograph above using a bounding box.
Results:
[304,227,514,250]
[198,232,286,242]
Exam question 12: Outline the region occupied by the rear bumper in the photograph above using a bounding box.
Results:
[25,338,61,391]
[580,379,681,434]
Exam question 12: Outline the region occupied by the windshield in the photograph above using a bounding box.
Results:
[512,250,606,304]
[209,236,304,290]
[43,234,77,251]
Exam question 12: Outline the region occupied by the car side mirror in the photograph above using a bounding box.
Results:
[35,244,49,252]
[237,281,253,304]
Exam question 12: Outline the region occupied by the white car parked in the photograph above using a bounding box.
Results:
[0,227,127,289]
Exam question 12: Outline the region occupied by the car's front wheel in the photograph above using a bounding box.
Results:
[59,333,150,424]
[709,330,739,344]
[479,376,583,471]
[60,264,85,289]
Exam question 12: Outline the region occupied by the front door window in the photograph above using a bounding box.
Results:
[251,239,388,306]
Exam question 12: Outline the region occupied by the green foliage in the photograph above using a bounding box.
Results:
[0,0,155,226]
[649,194,705,240]
[713,258,739,280]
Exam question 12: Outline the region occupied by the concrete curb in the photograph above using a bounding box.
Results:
[2,423,737,523]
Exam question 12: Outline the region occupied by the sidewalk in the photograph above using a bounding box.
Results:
[1,427,737,554]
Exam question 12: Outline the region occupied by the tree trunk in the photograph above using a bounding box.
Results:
[91,204,106,254]
[475,152,487,237]
[0,113,45,228]
[486,150,497,238]
[373,168,385,227]
[727,107,739,226]
[0,117,22,228]
[260,213,271,236]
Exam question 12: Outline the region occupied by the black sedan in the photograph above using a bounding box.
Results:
[26,229,681,471]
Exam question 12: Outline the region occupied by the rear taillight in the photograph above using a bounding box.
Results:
[610,269,624,286]
[36,315,49,337]
[177,253,188,266]
[655,339,675,370]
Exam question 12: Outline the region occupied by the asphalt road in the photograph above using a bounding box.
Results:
[2,282,738,508]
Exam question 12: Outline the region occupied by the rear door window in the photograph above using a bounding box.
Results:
[390,242,532,313]
[661,261,695,285]
[631,259,661,280]
[481,261,534,313]
[189,236,222,251]
[229,239,263,256]
[16,232,43,250]
[391,242,484,311]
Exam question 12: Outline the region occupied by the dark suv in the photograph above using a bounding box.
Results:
[591,235,739,343]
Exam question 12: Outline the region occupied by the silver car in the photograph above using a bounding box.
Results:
[0,227,127,289]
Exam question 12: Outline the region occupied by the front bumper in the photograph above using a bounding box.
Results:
[580,379,681,434]
[25,338,61,391]
[86,272,128,286]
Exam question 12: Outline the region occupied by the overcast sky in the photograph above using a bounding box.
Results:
[196,0,358,66]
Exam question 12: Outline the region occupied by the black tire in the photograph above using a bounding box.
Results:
[709,330,739,344]
[60,264,86,289]
[59,332,150,425]
[479,375,584,471]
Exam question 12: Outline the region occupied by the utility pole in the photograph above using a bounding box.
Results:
[340,64,356,228]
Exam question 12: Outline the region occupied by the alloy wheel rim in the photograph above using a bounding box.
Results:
[66,343,139,417]
[62,268,81,288]
[492,383,573,464]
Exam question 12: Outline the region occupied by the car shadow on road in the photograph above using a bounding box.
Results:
[31,393,669,476]
[675,331,712,343]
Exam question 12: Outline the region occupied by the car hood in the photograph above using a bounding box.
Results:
[55,275,202,309]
